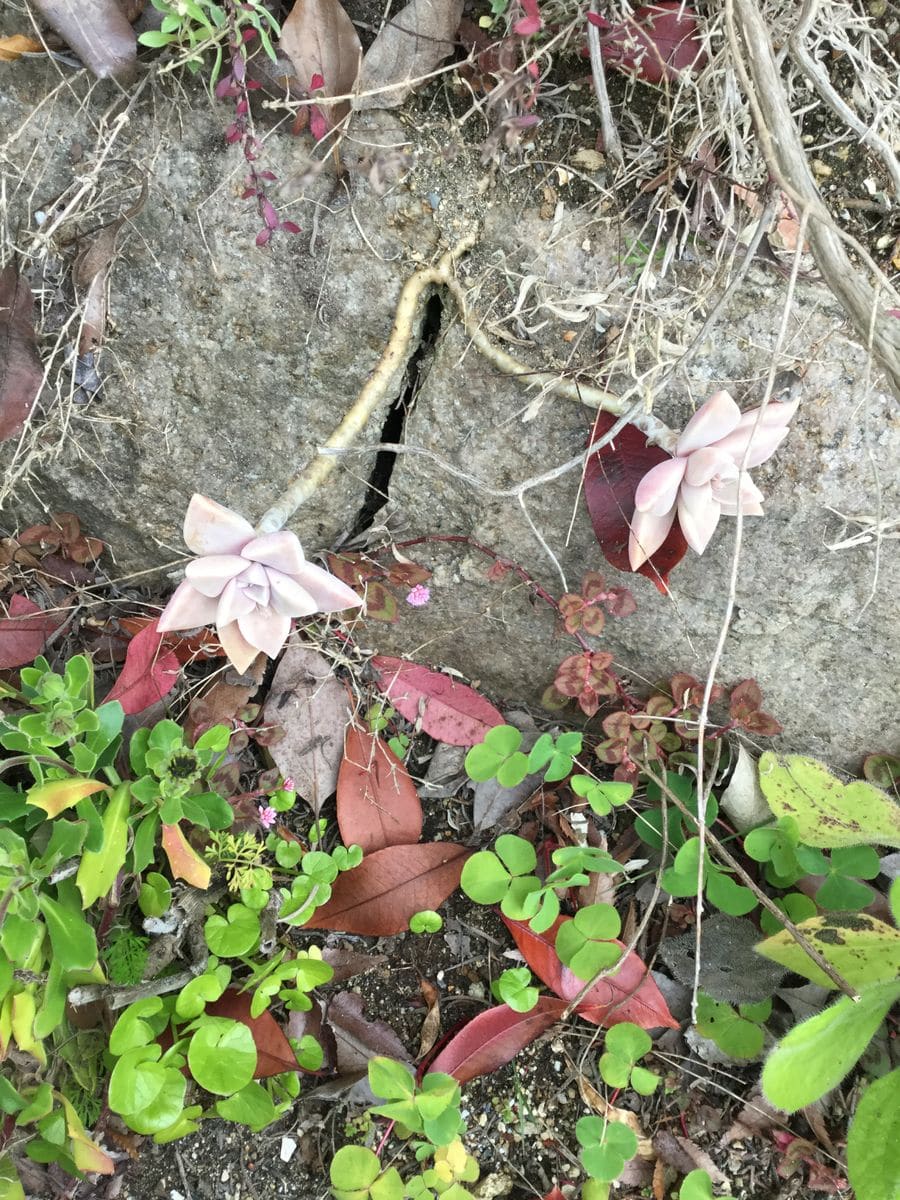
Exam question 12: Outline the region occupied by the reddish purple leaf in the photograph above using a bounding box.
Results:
[103,618,180,714]
[583,412,688,593]
[370,656,503,746]
[428,998,562,1084]
[503,915,679,1030]
[0,266,43,443]
[337,725,423,854]
[30,0,136,79]
[588,2,706,85]
[0,594,64,669]
[305,843,469,935]
[205,990,298,1078]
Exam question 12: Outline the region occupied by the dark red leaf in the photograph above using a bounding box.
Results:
[304,843,469,935]
[583,411,688,593]
[428,998,562,1084]
[541,1190,567,1200]
[0,266,43,443]
[103,618,180,714]
[588,2,706,85]
[205,990,298,1078]
[370,656,503,745]
[502,915,679,1030]
[337,726,423,854]
[0,594,64,668]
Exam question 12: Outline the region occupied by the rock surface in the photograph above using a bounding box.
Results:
[1,58,897,770]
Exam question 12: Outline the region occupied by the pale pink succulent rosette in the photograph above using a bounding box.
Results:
[158,495,362,673]
[628,390,798,571]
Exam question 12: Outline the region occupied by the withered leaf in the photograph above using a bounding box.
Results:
[30,0,136,79]
[279,0,362,128]
[326,990,410,1076]
[354,0,465,111]
[0,265,43,443]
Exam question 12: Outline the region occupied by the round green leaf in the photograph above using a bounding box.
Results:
[123,1069,188,1135]
[108,1052,165,1115]
[574,903,621,941]
[409,910,443,934]
[604,1022,651,1063]
[331,1146,381,1190]
[460,852,510,904]
[679,1169,717,1200]
[188,1018,256,1095]
[630,1066,660,1095]
[495,834,536,876]
[204,904,260,957]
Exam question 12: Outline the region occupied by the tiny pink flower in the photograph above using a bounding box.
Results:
[258,805,277,829]
[628,390,798,570]
[158,495,363,674]
[406,584,431,607]
[282,777,294,791]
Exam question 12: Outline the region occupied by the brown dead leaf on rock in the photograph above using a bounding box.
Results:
[279,0,361,129]
[31,0,136,79]
[262,644,351,816]
[354,0,465,111]
[74,179,147,357]
[0,265,44,444]
[653,1131,728,1188]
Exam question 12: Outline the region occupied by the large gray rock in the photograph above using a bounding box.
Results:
[1,63,897,771]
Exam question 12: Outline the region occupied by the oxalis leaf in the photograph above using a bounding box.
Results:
[761,979,900,1111]
[758,752,900,848]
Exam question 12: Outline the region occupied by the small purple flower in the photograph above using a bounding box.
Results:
[406,584,431,607]
[258,805,277,830]
[282,776,295,791]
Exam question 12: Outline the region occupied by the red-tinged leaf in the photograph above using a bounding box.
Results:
[370,656,503,746]
[29,0,137,79]
[589,2,706,85]
[541,1191,567,1200]
[103,619,180,714]
[428,998,562,1084]
[205,990,297,1078]
[279,0,361,128]
[117,615,226,664]
[583,411,688,593]
[0,594,64,668]
[502,915,679,1030]
[337,725,423,853]
[27,777,109,818]
[0,265,43,443]
[160,823,211,889]
[305,843,469,935]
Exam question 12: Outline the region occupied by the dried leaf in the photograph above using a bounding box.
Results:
[428,998,561,1084]
[263,645,351,816]
[0,594,65,668]
[337,725,423,853]
[279,0,361,128]
[103,618,180,715]
[354,0,465,111]
[322,948,387,984]
[0,34,44,60]
[30,0,136,79]
[588,2,707,85]
[371,656,503,745]
[0,265,43,443]
[305,843,469,935]
[327,990,411,1075]
[160,823,211,889]
[653,1131,727,1187]
[416,979,441,1059]
[205,990,298,1078]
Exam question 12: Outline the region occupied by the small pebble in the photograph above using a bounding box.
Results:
[280,1136,297,1163]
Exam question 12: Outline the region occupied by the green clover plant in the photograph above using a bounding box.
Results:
[598,1023,659,1095]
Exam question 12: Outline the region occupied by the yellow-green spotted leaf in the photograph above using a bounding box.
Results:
[758,753,900,848]
[756,914,900,990]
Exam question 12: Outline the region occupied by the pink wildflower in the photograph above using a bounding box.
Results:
[406,584,431,607]
[158,495,362,673]
[258,805,277,829]
[629,390,798,570]
[513,0,543,36]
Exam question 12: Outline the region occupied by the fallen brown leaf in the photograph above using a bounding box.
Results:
[653,1131,727,1188]
[416,979,441,1059]
[0,265,43,443]
[0,34,45,60]
[30,0,136,78]
[354,0,464,111]
[279,0,361,129]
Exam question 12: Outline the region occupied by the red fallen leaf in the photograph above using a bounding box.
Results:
[0,265,44,443]
[428,998,562,1084]
[337,725,423,854]
[370,656,503,746]
[583,412,688,594]
[502,915,679,1030]
[117,615,226,664]
[541,1191,567,1200]
[0,594,64,668]
[305,843,470,935]
[205,990,298,1078]
[587,2,706,85]
[103,618,180,714]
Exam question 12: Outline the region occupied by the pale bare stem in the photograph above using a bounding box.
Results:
[644,765,859,1001]
[690,210,810,1021]
[256,237,676,533]
[726,0,900,399]
[586,0,624,170]
[854,287,887,624]
[789,0,900,199]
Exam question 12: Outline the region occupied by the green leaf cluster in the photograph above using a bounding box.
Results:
[695,993,772,1060]
[464,725,583,789]
[576,1115,638,1182]
[368,1059,465,1151]
[598,1023,659,1095]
